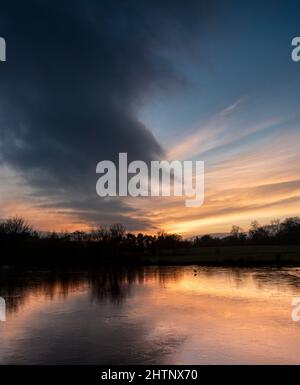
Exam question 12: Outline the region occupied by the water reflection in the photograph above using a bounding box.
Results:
[1,266,300,364]
[0,266,184,313]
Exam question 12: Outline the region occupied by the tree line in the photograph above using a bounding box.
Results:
[0,216,300,263]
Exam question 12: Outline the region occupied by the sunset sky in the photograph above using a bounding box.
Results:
[0,0,300,236]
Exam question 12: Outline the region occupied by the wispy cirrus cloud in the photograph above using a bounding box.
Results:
[167,98,282,161]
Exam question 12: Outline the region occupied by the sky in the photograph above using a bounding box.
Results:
[0,0,300,236]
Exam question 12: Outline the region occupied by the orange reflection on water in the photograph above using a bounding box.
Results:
[1,266,300,364]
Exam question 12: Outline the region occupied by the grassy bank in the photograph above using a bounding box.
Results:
[140,245,300,265]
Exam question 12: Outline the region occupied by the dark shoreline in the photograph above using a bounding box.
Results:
[1,245,300,268]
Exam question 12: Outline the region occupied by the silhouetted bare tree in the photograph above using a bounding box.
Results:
[0,216,33,237]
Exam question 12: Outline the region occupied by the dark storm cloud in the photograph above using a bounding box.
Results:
[0,0,211,229]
